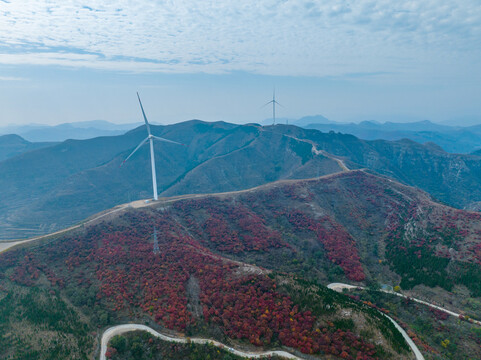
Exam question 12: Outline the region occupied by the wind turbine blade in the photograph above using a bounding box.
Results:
[260,100,274,109]
[273,100,284,108]
[137,92,152,136]
[120,137,149,166]
[152,135,185,146]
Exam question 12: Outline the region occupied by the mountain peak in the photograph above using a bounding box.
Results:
[0,133,29,145]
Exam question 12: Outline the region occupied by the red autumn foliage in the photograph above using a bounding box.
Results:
[0,206,380,359]
[286,210,365,281]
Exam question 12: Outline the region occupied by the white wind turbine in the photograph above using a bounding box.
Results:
[121,92,183,201]
[262,89,283,125]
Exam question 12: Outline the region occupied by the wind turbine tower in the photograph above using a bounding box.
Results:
[263,89,282,125]
[121,93,183,201]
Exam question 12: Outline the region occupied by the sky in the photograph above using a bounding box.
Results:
[0,1,480,126]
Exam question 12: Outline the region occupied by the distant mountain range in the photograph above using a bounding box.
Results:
[0,120,141,142]
[300,117,481,154]
[3,116,481,154]
[3,120,481,240]
[258,115,481,153]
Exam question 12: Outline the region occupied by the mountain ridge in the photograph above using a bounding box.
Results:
[303,120,481,154]
[3,120,481,240]
[0,134,57,161]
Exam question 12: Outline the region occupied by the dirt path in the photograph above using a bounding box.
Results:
[327,282,481,326]
[328,283,424,360]
[0,202,146,255]
[282,133,350,173]
[315,149,349,172]
[328,281,481,359]
[100,324,302,360]
[383,315,424,360]
[1,170,363,255]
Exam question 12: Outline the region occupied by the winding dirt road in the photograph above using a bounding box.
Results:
[382,316,424,360]
[328,283,424,360]
[100,324,302,360]
[327,282,481,326]
[328,281,481,359]
[100,283,428,360]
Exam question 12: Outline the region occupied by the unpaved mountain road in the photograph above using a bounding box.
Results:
[0,202,140,254]
[0,169,357,255]
[99,313,424,360]
[100,324,302,360]
[328,283,425,360]
[327,282,481,326]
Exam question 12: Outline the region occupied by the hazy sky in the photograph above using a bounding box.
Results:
[1,1,480,126]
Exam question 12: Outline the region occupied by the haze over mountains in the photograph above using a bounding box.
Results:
[3,116,481,156]
[3,120,481,240]
[0,120,141,142]
[300,117,481,154]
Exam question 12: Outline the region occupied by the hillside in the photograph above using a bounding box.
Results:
[1,171,480,359]
[3,121,481,240]
[164,170,481,300]
[0,134,56,162]
[271,125,481,210]
[0,173,417,359]
[0,121,342,240]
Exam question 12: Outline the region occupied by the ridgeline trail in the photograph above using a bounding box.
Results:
[0,168,356,254]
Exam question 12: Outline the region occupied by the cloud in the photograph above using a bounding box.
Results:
[0,1,479,77]
[0,76,27,81]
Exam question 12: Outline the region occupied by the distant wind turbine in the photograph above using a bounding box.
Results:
[262,89,283,125]
[121,92,183,201]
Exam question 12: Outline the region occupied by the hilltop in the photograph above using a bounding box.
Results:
[1,171,480,359]
[0,134,56,162]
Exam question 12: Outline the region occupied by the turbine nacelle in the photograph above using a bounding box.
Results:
[148,133,184,146]
[261,89,283,125]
